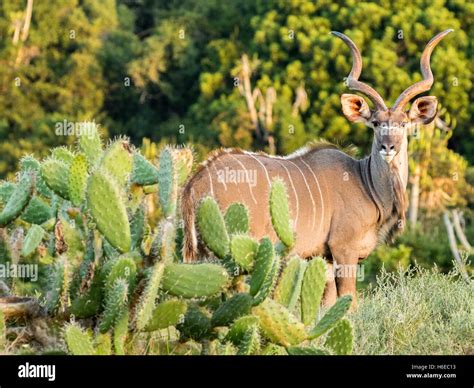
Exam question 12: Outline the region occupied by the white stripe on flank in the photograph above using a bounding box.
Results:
[228,154,258,205]
[287,159,316,231]
[274,159,299,229]
[207,165,214,197]
[245,152,271,187]
[299,157,324,232]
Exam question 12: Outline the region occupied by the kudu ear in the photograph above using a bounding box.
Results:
[408,96,438,124]
[341,94,372,123]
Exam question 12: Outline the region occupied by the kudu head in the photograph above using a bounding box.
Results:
[332,30,452,164]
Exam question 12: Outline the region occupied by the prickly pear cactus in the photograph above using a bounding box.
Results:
[145,299,187,332]
[41,158,70,200]
[249,238,275,296]
[224,203,249,234]
[274,256,306,310]
[269,178,294,248]
[161,263,229,298]
[157,147,177,218]
[100,138,133,187]
[99,278,129,333]
[301,257,326,325]
[230,234,257,271]
[252,298,306,347]
[324,318,353,355]
[0,172,35,227]
[64,323,95,355]
[134,261,165,331]
[211,293,254,327]
[308,295,352,339]
[21,225,45,258]
[68,154,88,206]
[196,197,229,259]
[86,169,131,253]
[0,133,356,356]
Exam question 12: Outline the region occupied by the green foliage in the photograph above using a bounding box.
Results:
[352,265,473,355]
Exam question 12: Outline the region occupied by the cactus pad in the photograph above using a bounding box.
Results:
[301,257,327,325]
[252,299,306,347]
[224,203,249,234]
[211,293,254,327]
[161,263,229,298]
[196,197,229,259]
[86,169,131,253]
[308,295,352,339]
[269,178,294,248]
[274,256,306,310]
[230,234,258,271]
[0,172,35,227]
[145,299,188,332]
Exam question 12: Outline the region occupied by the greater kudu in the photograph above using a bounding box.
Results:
[181,30,453,308]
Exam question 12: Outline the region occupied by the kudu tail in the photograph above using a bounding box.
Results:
[181,183,198,262]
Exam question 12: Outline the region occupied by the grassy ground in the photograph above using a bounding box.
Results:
[350,264,473,355]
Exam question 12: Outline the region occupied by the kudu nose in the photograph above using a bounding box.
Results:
[381,143,395,152]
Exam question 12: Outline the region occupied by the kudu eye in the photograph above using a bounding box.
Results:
[372,120,380,127]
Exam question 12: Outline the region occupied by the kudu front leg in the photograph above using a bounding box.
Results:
[334,261,358,310]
